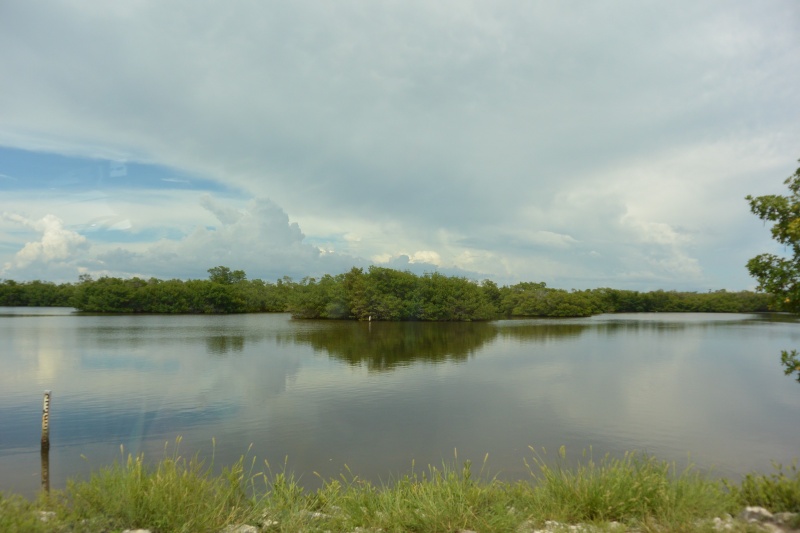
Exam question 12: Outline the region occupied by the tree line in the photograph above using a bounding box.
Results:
[0,264,775,319]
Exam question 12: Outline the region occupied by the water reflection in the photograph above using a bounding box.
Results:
[206,335,245,355]
[291,321,497,370]
[495,320,592,342]
[290,319,607,370]
[1,311,799,501]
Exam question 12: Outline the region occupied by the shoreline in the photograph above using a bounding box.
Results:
[2,450,798,532]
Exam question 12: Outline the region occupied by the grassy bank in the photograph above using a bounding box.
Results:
[1,444,799,533]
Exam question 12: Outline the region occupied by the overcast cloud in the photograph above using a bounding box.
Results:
[1,0,798,288]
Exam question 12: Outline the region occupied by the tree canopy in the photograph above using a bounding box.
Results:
[746,162,800,312]
[0,265,774,320]
[746,159,800,381]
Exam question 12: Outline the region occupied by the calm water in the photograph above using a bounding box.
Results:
[2,308,799,498]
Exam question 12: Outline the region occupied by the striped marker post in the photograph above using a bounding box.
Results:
[41,391,52,493]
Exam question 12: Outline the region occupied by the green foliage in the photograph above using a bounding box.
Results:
[746,162,800,312]
[0,265,776,320]
[416,272,496,321]
[287,269,771,322]
[0,279,75,307]
[0,448,766,533]
[781,350,800,382]
[729,461,800,513]
[286,274,349,319]
[525,446,735,525]
[285,267,498,321]
[746,161,800,382]
[58,441,255,532]
[65,272,289,314]
[0,493,51,533]
[70,276,142,313]
[207,265,247,285]
[500,283,602,317]
[349,266,420,320]
[590,288,772,314]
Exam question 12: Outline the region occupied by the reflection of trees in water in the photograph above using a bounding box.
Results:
[291,321,497,371]
[753,312,800,324]
[291,320,604,371]
[72,313,800,372]
[205,335,245,356]
[496,314,791,343]
[76,325,252,354]
[587,314,786,338]
[494,321,592,342]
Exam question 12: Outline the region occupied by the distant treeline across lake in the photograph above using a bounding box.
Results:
[0,265,774,320]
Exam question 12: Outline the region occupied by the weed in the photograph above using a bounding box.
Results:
[728,460,800,513]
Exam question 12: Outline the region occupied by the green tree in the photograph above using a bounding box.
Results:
[72,276,136,312]
[746,160,800,380]
[286,275,347,319]
[207,266,247,285]
[0,280,24,306]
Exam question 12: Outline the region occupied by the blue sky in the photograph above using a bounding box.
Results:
[1,1,798,289]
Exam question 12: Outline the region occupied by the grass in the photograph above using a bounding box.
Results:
[522,446,737,527]
[0,442,798,532]
[726,459,800,514]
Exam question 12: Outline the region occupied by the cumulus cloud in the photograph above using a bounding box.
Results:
[91,196,350,281]
[375,250,442,266]
[1,212,89,275]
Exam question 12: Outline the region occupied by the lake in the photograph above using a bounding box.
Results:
[1,308,799,499]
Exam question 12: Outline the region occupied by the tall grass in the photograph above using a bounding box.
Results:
[301,456,515,533]
[54,438,260,532]
[728,460,800,513]
[1,443,798,532]
[0,493,53,533]
[522,446,736,527]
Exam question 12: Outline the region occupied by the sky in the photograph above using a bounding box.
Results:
[1,1,799,290]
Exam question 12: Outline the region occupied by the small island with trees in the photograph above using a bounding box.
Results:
[0,264,775,319]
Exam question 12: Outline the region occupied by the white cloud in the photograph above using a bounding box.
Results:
[409,251,441,265]
[91,196,327,280]
[621,216,690,247]
[0,195,357,282]
[1,213,89,274]
[373,251,442,267]
[371,253,393,264]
